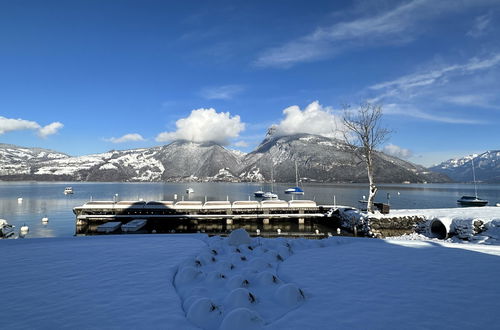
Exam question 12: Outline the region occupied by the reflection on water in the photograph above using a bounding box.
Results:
[1,181,499,238]
[76,218,341,238]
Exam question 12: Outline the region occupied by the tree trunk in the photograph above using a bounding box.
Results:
[366,153,378,213]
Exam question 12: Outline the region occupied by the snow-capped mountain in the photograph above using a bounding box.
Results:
[0,143,69,177]
[239,131,450,184]
[430,150,500,183]
[0,136,449,183]
[0,141,243,182]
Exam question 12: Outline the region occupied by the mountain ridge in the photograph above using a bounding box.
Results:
[430,150,500,183]
[0,135,450,183]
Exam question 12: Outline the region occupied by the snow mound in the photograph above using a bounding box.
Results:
[274,283,306,307]
[187,297,223,330]
[174,231,314,329]
[228,228,251,246]
[219,308,264,330]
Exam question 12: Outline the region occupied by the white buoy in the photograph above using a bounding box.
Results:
[315,229,319,235]
[397,192,401,195]
[337,228,341,235]
[17,197,23,203]
[256,229,261,235]
[174,194,178,200]
[41,217,49,223]
[277,228,281,235]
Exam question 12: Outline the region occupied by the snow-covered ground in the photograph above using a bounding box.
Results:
[2,231,500,329]
[341,206,500,244]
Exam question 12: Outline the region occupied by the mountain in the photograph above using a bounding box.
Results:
[0,143,69,177]
[0,136,450,183]
[0,141,242,182]
[430,150,500,183]
[238,132,450,184]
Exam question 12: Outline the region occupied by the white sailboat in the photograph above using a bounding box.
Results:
[263,165,278,199]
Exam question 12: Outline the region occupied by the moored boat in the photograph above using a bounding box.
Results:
[121,219,147,232]
[262,192,278,199]
[457,195,488,207]
[284,187,304,195]
[254,190,265,197]
[186,187,194,194]
[96,221,122,233]
[285,161,304,195]
[0,219,15,238]
[64,187,74,194]
[457,158,488,207]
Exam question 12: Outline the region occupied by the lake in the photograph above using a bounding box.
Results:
[1,181,499,238]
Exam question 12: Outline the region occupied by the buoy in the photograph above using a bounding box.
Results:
[397,192,401,195]
[17,197,23,203]
[336,228,341,235]
[277,228,281,235]
[41,217,49,223]
[315,229,319,235]
[256,229,261,235]
[174,194,178,200]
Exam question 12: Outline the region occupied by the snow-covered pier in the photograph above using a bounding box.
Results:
[73,200,338,236]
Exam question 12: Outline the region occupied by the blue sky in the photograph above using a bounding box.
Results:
[1,0,499,166]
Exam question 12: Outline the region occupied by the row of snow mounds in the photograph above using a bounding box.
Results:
[173,229,336,330]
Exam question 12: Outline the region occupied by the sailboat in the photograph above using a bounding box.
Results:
[285,161,304,195]
[262,165,278,199]
[457,157,488,207]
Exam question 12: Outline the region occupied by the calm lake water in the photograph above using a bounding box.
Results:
[1,181,499,238]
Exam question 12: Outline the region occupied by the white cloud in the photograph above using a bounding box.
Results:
[382,143,413,159]
[368,54,500,123]
[106,133,146,143]
[384,104,485,124]
[273,101,345,139]
[155,108,245,145]
[200,85,244,100]
[440,94,500,110]
[233,140,249,147]
[467,13,492,37]
[0,116,63,137]
[371,54,500,91]
[255,0,496,68]
[0,116,40,134]
[38,122,63,138]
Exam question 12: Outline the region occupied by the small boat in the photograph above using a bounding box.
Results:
[64,187,74,194]
[457,158,488,207]
[254,190,265,198]
[186,187,194,194]
[0,219,15,238]
[96,221,122,233]
[262,192,278,199]
[121,219,147,232]
[285,161,304,195]
[284,187,304,195]
[457,196,488,207]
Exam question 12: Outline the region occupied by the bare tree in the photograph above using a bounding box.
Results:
[342,102,390,213]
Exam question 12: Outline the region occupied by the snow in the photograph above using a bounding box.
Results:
[2,232,500,329]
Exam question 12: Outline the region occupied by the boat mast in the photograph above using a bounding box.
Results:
[271,165,274,193]
[472,157,478,198]
[295,161,299,187]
